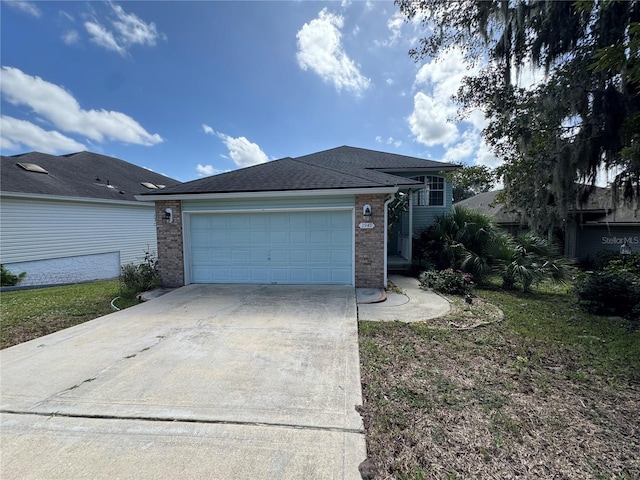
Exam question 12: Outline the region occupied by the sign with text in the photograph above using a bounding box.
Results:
[358,222,375,229]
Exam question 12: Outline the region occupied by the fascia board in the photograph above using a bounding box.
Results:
[1,191,152,207]
[135,186,399,202]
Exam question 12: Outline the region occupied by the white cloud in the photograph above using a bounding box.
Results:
[473,138,501,169]
[385,78,394,85]
[196,164,219,177]
[85,21,125,55]
[296,8,371,95]
[375,135,383,143]
[1,66,163,146]
[4,0,41,18]
[386,137,402,148]
[84,2,163,56]
[376,11,404,47]
[202,124,214,135]
[1,115,86,153]
[408,92,458,147]
[215,131,268,168]
[61,30,80,45]
[442,130,478,163]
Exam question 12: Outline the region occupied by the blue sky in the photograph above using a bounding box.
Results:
[1,0,502,182]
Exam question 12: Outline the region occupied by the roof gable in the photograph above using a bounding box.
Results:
[146,146,448,196]
[1,151,181,202]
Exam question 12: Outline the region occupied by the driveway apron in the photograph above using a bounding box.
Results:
[1,284,365,479]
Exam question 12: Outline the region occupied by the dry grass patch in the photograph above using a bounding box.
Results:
[359,285,640,479]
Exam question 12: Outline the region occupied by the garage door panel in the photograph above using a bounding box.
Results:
[190,211,352,285]
[290,250,308,263]
[270,231,288,244]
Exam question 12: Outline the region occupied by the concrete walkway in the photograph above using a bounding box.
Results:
[358,275,451,322]
[1,284,365,479]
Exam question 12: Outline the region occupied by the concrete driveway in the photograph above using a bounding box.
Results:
[1,284,365,479]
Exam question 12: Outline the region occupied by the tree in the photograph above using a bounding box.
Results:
[397,0,640,233]
[447,164,496,202]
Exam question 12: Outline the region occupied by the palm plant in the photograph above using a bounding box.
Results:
[499,233,572,292]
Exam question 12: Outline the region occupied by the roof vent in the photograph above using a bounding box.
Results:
[140,182,159,189]
[17,162,48,174]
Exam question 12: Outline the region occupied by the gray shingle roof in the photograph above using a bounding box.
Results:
[1,151,181,202]
[297,146,450,170]
[148,146,450,196]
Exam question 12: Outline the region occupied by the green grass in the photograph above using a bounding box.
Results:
[359,282,640,479]
[0,280,122,349]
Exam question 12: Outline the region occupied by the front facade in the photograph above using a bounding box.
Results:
[141,146,456,289]
[1,152,180,287]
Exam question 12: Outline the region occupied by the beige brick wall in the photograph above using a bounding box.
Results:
[354,194,387,288]
[155,200,184,287]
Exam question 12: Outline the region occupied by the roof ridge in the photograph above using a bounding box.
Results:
[292,157,414,187]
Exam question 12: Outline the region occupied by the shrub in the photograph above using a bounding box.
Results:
[605,254,640,276]
[1,264,26,287]
[575,270,640,320]
[499,233,573,292]
[119,251,159,299]
[419,269,474,296]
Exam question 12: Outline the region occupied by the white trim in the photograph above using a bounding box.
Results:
[182,206,354,214]
[136,187,397,202]
[408,191,413,261]
[351,207,356,286]
[1,191,151,207]
[182,212,192,285]
[383,195,394,288]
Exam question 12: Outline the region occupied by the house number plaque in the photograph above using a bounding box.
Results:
[359,222,375,229]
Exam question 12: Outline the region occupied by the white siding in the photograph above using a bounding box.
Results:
[0,196,157,267]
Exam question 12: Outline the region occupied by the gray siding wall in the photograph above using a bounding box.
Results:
[1,196,157,267]
[575,225,640,260]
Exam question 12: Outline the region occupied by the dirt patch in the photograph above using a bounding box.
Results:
[358,293,639,479]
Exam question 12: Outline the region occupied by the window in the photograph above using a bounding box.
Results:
[412,175,445,206]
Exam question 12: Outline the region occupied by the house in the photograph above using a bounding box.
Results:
[456,189,639,262]
[137,146,457,289]
[0,151,181,287]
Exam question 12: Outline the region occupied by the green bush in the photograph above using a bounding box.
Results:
[119,251,159,299]
[575,270,640,320]
[1,264,26,287]
[604,254,640,276]
[419,269,474,296]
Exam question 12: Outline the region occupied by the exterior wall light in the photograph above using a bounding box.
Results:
[363,204,372,221]
[163,208,173,224]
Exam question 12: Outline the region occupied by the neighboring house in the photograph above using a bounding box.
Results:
[456,189,640,262]
[137,146,457,289]
[1,152,181,287]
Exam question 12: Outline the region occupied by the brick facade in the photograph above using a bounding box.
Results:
[155,194,388,289]
[354,194,387,288]
[155,200,185,287]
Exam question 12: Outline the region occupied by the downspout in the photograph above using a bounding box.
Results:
[384,194,394,288]
[408,189,413,262]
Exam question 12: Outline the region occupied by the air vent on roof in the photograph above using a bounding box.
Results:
[156,184,166,189]
[17,162,48,174]
[141,182,158,189]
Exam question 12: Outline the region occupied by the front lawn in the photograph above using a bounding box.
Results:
[359,284,640,479]
[0,280,121,349]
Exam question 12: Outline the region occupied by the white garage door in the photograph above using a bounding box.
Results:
[189,210,353,284]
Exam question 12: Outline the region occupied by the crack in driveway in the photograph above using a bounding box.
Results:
[0,409,365,435]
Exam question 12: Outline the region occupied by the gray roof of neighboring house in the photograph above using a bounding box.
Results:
[148,146,450,196]
[457,189,639,225]
[455,190,525,224]
[1,151,181,202]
